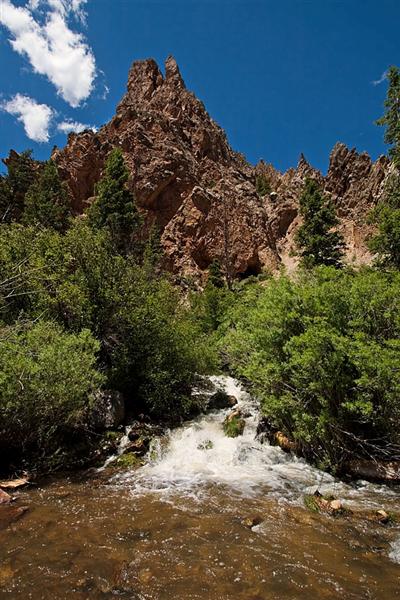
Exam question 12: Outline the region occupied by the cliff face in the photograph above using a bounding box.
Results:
[51,56,389,279]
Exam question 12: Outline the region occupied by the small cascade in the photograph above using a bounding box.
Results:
[114,376,398,511]
[114,376,333,497]
[97,426,131,471]
[389,535,400,564]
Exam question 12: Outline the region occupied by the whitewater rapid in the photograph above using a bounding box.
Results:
[113,376,396,507]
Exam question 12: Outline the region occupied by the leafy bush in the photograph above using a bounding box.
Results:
[222,267,400,470]
[256,174,271,197]
[0,321,103,469]
[0,220,215,426]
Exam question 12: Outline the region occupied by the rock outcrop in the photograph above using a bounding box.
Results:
[51,56,390,281]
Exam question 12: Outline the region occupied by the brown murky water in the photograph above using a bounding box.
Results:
[1,377,399,599]
[0,477,399,599]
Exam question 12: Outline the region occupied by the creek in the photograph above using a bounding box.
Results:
[0,376,399,599]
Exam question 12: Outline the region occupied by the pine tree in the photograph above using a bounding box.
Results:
[368,175,400,269]
[89,148,141,255]
[295,178,345,268]
[376,66,400,166]
[208,259,224,288]
[23,161,71,231]
[369,65,400,268]
[0,150,36,222]
[142,224,162,277]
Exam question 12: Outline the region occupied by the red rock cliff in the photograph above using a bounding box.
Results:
[51,56,389,279]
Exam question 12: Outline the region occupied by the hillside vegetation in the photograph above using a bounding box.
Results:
[1,67,400,477]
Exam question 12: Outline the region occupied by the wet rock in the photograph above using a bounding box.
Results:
[0,563,14,586]
[362,509,399,525]
[124,438,150,456]
[304,492,347,517]
[344,459,400,483]
[0,488,12,504]
[242,516,263,529]
[128,430,141,442]
[208,390,238,410]
[114,453,142,469]
[197,440,214,451]
[127,422,164,441]
[376,509,389,524]
[256,418,298,453]
[0,476,29,490]
[0,505,29,531]
[91,390,125,430]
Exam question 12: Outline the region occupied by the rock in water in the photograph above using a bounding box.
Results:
[208,390,238,410]
[0,488,12,505]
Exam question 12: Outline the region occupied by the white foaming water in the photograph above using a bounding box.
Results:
[115,375,335,497]
[389,536,400,564]
[98,426,131,471]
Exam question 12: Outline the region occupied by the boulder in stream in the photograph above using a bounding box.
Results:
[344,459,400,483]
[208,390,238,411]
[0,505,29,531]
[304,491,347,517]
[91,390,125,430]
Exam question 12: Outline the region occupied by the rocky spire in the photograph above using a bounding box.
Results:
[125,58,163,104]
[165,55,185,88]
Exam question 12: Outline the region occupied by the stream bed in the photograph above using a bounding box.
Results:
[0,376,399,599]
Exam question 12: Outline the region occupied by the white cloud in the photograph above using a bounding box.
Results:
[372,71,388,86]
[0,0,96,107]
[28,0,87,21]
[57,119,96,134]
[2,93,54,142]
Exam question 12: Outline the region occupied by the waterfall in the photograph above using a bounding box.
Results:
[113,375,336,497]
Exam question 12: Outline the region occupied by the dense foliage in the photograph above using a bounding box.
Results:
[88,148,142,254]
[0,322,102,469]
[23,161,72,231]
[0,151,37,223]
[369,173,400,269]
[220,268,400,470]
[0,149,213,472]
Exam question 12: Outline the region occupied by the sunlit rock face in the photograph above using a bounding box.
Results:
[51,57,390,280]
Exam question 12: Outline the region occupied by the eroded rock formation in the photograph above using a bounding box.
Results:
[50,56,390,280]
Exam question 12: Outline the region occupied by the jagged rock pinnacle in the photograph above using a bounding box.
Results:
[165,55,185,88]
[52,58,390,280]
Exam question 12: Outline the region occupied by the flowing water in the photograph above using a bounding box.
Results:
[0,376,399,599]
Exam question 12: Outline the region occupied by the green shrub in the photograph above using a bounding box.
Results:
[23,161,72,232]
[0,321,103,469]
[0,220,215,424]
[222,267,400,470]
[223,414,245,438]
[256,175,271,197]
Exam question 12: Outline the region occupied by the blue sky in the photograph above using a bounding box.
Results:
[0,0,399,174]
